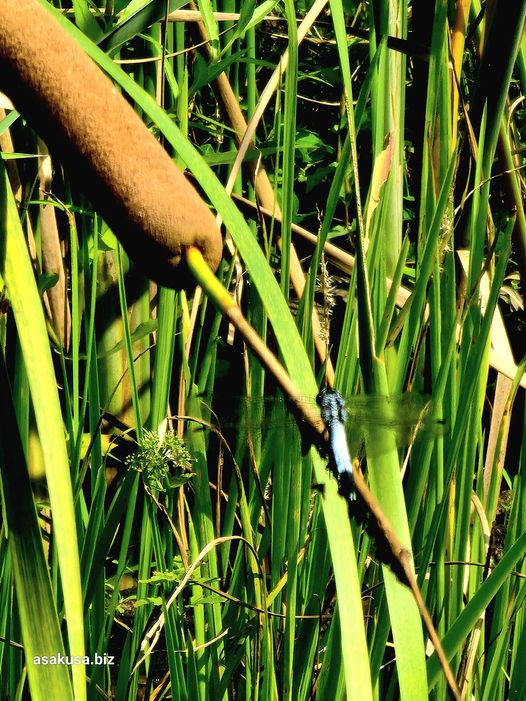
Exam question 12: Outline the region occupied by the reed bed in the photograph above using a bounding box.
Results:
[0,2,525,700]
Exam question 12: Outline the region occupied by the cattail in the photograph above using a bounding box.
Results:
[0,0,222,288]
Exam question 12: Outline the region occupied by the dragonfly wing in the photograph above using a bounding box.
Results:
[343,395,445,456]
[209,394,444,452]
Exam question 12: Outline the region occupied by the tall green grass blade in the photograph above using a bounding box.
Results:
[0,352,74,701]
[330,2,429,698]
[0,159,85,701]
[195,0,220,59]
[278,0,298,299]
[98,0,188,55]
[71,0,103,42]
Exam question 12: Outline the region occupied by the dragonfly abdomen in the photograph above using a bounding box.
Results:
[317,388,357,501]
[328,421,357,500]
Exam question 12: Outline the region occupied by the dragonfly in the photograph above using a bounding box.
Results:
[317,388,357,500]
[192,388,444,502]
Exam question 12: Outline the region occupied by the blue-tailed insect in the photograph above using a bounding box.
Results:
[188,388,444,503]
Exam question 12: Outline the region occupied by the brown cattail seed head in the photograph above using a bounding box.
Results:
[0,0,223,288]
